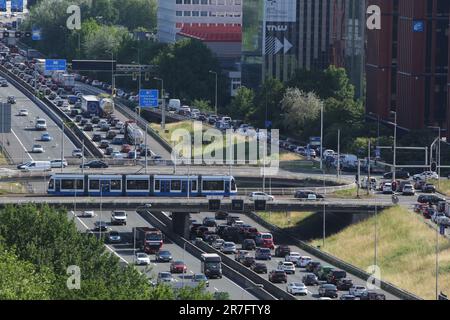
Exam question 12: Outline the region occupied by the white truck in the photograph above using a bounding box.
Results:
[125,122,144,145]
[52,71,75,91]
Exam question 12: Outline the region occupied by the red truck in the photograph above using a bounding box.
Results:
[133,227,164,254]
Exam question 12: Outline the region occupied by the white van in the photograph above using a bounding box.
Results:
[21,161,52,172]
[168,99,181,111]
[35,118,47,130]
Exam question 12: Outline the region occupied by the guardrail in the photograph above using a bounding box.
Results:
[0,65,102,159]
[245,210,422,300]
[136,210,279,300]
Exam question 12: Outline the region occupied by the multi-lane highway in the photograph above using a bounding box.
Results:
[0,80,76,163]
[67,208,256,300]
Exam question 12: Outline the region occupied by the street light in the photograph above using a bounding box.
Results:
[209,70,218,115]
[428,126,441,187]
[320,101,324,170]
[154,77,166,130]
[390,111,397,183]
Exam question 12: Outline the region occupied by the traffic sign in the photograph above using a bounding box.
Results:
[32,27,42,41]
[0,0,6,12]
[431,162,437,172]
[139,89,159,108]
[11,0,24,12]
[45,59,66,72]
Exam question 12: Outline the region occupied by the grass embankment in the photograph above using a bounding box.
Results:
[429,179,450,196]
[331,186,373,199]
[0,152,7,165]
[258,211,315,228]
[0,182,26,195]
[309,206,450,300]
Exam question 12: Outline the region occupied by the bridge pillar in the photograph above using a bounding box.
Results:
[172,212,190,239]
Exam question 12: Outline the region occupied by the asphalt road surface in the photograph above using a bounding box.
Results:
[67,209,256,300]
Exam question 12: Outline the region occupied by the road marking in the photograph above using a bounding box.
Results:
[11,128,33,161]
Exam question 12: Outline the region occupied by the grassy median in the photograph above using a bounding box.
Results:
[258,211,315,228]
[0,152,7,165]
[310,206,450,300]
[429,179,450,196]
[0,182,26,195]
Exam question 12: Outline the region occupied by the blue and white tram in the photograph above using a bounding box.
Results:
[47,174,237,197]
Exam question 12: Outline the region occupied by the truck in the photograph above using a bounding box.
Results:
[81,95,114,118]
[200,253,222,279]
[133,227,164,254]
[52,71,75,91]
[35,58,52,77]
[125,121,144,145]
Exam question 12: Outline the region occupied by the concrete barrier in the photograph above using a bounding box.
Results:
[245,211,422,300]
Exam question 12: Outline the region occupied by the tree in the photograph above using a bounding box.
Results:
[281,88,321,137]
[83,25,131,60]
[226,87,256,122]
[114,0,157,31]
[191,99,213,113]
[254,77,285,128]
[89,0,119,25]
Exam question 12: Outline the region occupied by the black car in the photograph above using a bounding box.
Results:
[227,215,240,226]
[319,284,338,298]
[251,262,267,274]
[216,224,228,236]
[155,250,173,262]
[111,137,124,145]
[105,147,114,155]
[336,278,354,290]
[242,238,256,250]
[106,130,117,139]
[417,194,445,205]
[215,210,229,220]
[100,140,109,149]
[204,234,220,245]
[305,261,321,273]
[295,190,324,199]
[423,183,436,193]
[203,217,217,227]
[80,120,88,127]
[340,294,357,300]
[83,123,93,131]
[383,171,410,180]
[241,256,256,267]
[91,116,100,124]
[93,221,108,232]
[80,160,109,169]
[275,245,291,258]
[327,270,347,285]
[269,270,287,283]
[302,273,319,286]
[360,291,386,300]
[7,96,16,104]
[92,133,102,142]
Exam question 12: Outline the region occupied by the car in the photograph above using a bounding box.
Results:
[436,215,450,227]
[121,144,132,153]
[80,160,109,169]
[110,210,127,225]
[107,230,121,243]
[40,133,53,141]
[423,183,436,193]
[157,272,175,284]
[382,182,393,194]
[336,278,354,291]
[360,291,386,300]
[18,109,28,116]
[274,245,290,258]
[317,266,335,280]
[72,149,83,158]
[192,274,209,287]
[349,285,367,297]
[50,159,68,168]
[305,261,322,273]
[35,118,47,130]
[170,261,187,273]
[212,239,225,250]
[241,256,256,267]
[80,119,88,126]
[111,151,124,159]
[32,144,44,153]
[402,184,415,195]
[99,140,110,149]
[296,256,312,268]
[418,194,446,205]
[83,123,93,131]
[82,210,95,217]
[268,270,287,283]
[93,221,108,232]
[248,191,274,201]
[255,247,272,260]
[91,116,100,124]
[214,211,228,220]
[242,238,256,250]
[221,242,237,254]
[302,273,320,286]
[155,250,173,262]
[255,233,275,249]
[413,171,439,181]
[203,217,216,227]
[204,233,220,244]
[250,262,268,274]
[294,190,324,200]
[105,147,115,156]
[287,282,308,296]
[340,294,357,300]
[277,261,296,274]
[234,250,250,263]
[226,215,240,226]
[7,96,16,104]
[326,270,347,285]
[318,284,338,298]
[106,130,117,140]
[135,252,150,265]
[92,133,102,142]
[111,137,124,145]
[285,252,301,263]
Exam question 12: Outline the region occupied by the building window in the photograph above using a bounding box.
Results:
[176,0,182,4]
[184,11,191,16]
[201,0,207,4]
[193,11,199,16]
[201,11,207,16]
[184,0,191,4]
[176,11,182,16]
[192,0,199,3]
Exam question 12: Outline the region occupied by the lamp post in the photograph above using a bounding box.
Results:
[390,111,397,183]
[209,70,218,115]
[154,77,165,130]
[428,126,441,188]
[320,101,324,170]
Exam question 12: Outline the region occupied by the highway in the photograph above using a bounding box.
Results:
[0,80,76,163]
[192,211,400,300]
[67,208,256,300]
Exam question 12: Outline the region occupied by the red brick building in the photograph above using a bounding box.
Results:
[366,0,450,137]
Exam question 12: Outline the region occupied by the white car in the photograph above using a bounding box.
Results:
[32,144,44,153]
[18,109,28,116]
[432,212,445,223]
[82,210,95,217]
[135,253,150,265]
[72,149,83,158]
[249,192,275,202]
[413,171,439,181]
[349,285,367,297]
[112,151,124,159]
[382,183,393,194]
[285,252,302,263]
[50,159,68,168]
[221,242,237,254]
[402,184,415,196]
[212,239,225,250]
[277,261,296,274]
[436,216,450,227]
[287,282,308,296]
[157,272,175,284]
[297,256,312,268]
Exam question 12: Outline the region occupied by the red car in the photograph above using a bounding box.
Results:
[121,144,132,153]
[170,261,187,274]
[423,207,435,219]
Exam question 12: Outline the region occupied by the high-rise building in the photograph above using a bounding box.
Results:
[366,0,450,137]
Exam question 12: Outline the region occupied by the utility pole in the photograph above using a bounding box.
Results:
[367,140,371,196]
[320,101,324,170]
[392,111,397,183]
[209,70,218,115]
[337,129,341,180]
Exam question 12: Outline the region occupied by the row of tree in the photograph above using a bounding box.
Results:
[0,204,215,299]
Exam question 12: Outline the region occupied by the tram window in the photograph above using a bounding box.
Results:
[127,180,149,190]
[230,179,236,191]
[111,180,121,190]
[61,179,74,189]
[48,179,54,189]
[89,180,100,190]
[203,180,224,191]
[171,180,181,191]
[154,180,160,191]
[191,180,197,191]
[76,179,83,190]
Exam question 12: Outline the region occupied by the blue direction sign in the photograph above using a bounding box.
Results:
[0,0,6,12]
[11,0,23,12]
[32,27,42,41]
[139,89,159,108]
[45,59,66,72]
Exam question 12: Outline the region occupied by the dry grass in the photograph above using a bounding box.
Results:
[0,182,26,195]
[279,151,303,161]
[429,179,450,196]
[331,186,373,199]
[258,211,315,228]
[0,152,7,165]
[310,206,450,300]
